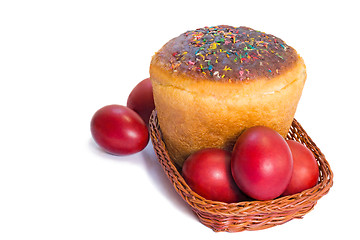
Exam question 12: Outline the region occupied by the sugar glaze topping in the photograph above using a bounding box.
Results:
[153,26,299,82]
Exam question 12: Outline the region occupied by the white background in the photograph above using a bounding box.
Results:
[1,0,359,239]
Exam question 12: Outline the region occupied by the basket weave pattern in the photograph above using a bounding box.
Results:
[149,110,333,232]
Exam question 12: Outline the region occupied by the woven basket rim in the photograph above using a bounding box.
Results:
[149,110,333,231]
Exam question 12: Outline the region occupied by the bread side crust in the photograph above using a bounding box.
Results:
[150,59,306,167]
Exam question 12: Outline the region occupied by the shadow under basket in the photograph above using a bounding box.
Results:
[149,110,333,232]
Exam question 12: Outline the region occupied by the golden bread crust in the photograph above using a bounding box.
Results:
[150,26,307,167]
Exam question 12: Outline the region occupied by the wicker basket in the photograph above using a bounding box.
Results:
[149,110,333,232]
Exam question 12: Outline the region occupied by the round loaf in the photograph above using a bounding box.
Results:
[150,26,306,167]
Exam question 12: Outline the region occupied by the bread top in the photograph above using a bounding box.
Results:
[151,26,301,82]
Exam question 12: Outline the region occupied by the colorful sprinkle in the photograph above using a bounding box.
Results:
[223,66,232,71]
